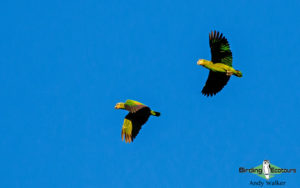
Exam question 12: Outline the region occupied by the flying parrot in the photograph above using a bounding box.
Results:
[115,99,160,143]
[197,31,242,96]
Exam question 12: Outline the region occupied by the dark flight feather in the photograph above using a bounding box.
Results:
[202,70,230,96]
[209,31,232,66]
[124,107,151,141]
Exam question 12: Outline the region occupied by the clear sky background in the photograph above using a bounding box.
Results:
[0,0,299,187]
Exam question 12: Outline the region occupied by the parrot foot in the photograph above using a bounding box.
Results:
[226,71,233,76]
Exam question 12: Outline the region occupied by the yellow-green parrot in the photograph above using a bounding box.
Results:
[197,31,242,96]
[115,99,160,143]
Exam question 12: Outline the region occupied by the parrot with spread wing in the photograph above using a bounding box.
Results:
[115,99,160,143]
[197,31,242,96]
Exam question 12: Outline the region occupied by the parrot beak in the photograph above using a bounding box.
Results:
[197,59,204,65]
[115,103,122,109]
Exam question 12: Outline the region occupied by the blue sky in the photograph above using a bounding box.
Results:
[0,0,299,187]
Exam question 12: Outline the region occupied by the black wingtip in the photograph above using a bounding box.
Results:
[154,112,161,117]
[210,30,226,40]
[201,91,216,97]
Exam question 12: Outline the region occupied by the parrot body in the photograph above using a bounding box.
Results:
[115,99,160,143]
[199,60,242,77]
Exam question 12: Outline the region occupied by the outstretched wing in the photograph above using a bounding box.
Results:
[209,31,232,66]
[201,71,230,96]
[124,99,147,113]
[121,107,151,143]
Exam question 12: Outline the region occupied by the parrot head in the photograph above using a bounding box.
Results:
[197,59,212,66]
[115,102,125,109]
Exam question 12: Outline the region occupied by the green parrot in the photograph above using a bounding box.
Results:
[197,31,242,96]
[115,99,160,143]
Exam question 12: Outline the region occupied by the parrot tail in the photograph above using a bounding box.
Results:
[150,110,161,117]
[234,70,243,77]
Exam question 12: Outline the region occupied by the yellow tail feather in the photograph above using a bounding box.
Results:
[235,70,243,77]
